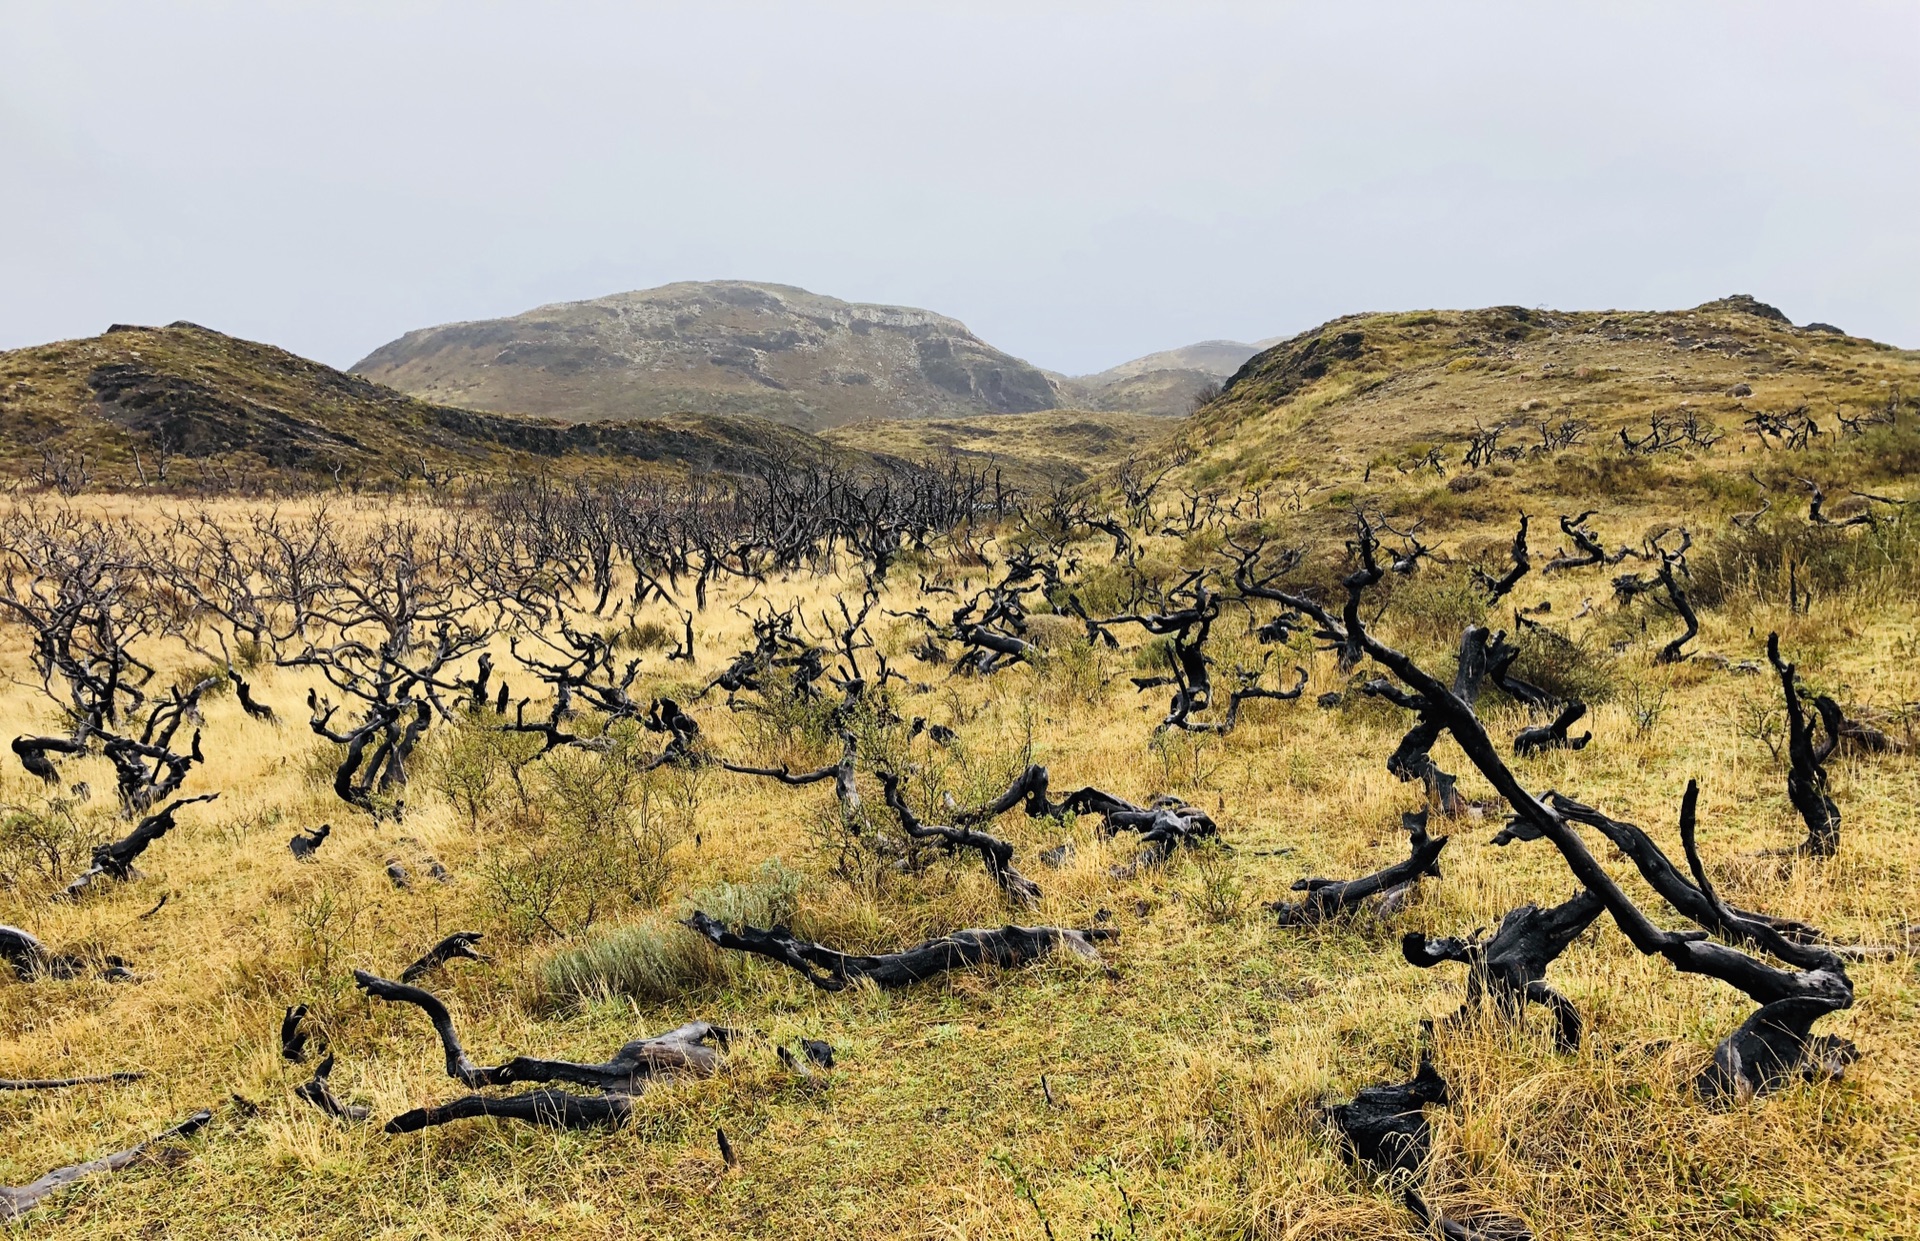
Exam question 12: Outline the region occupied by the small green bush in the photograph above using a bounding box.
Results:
[1507,623,1619,705]
[534,860,802,1006]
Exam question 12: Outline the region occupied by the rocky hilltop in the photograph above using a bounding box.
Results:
[1166,294,1916,493]
[351,281,1060,432]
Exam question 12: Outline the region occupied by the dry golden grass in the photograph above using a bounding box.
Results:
[2,472,1918,1240]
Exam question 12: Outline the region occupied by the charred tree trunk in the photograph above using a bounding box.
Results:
[1769,633,1842,857]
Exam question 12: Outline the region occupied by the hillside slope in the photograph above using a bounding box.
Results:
[1169,295,1919,493]
[0,322,882,488]
[352,281,1060,432]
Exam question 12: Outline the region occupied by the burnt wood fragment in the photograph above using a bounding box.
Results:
[288,823,330,860]
[281,1004,316,1062]
[294,1052,370,1123]
[11,734,84,784]
[400,932,489,983]
[682,913,1115,992]
[1404,1189,1533,1241]
[1512,701,1591,757]
[61,792,219,898]
[1472,515,1530,601]
[1270,831,1447,926]
[1325,1055,1449,1176]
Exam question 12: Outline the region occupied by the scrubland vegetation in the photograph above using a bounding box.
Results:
[3,302,1920,1239]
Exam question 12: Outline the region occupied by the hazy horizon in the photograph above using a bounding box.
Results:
[4,2,1916,375]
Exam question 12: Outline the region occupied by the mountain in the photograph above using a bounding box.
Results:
[351,281,1060,432]
[1049,338,1284,416]
[0,321,885,488]
[1158,294,1917,497]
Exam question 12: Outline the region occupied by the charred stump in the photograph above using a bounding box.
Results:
[1325,1054,1449,1177]
[1403,888,1603,1050]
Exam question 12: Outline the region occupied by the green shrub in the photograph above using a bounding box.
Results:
[480,741,683,942]
[1506,623,1619,705]
[1382,568,1490,650]
[534,860,802,1006]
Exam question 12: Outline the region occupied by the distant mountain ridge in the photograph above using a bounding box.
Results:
[352,281,1060,432]
[354,281,1291,423]
[1049,337,1285,416]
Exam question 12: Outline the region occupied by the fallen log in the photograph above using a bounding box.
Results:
[1,1109,211,1222]
[384,1089,630,1134]
[682,913,1115,992]
[0,1072,145,1091]
[353,970,725,1091]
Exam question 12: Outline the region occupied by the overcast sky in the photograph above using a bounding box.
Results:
[3,2,1916,375]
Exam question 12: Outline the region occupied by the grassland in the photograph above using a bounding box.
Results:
[3,299,1920,1240]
